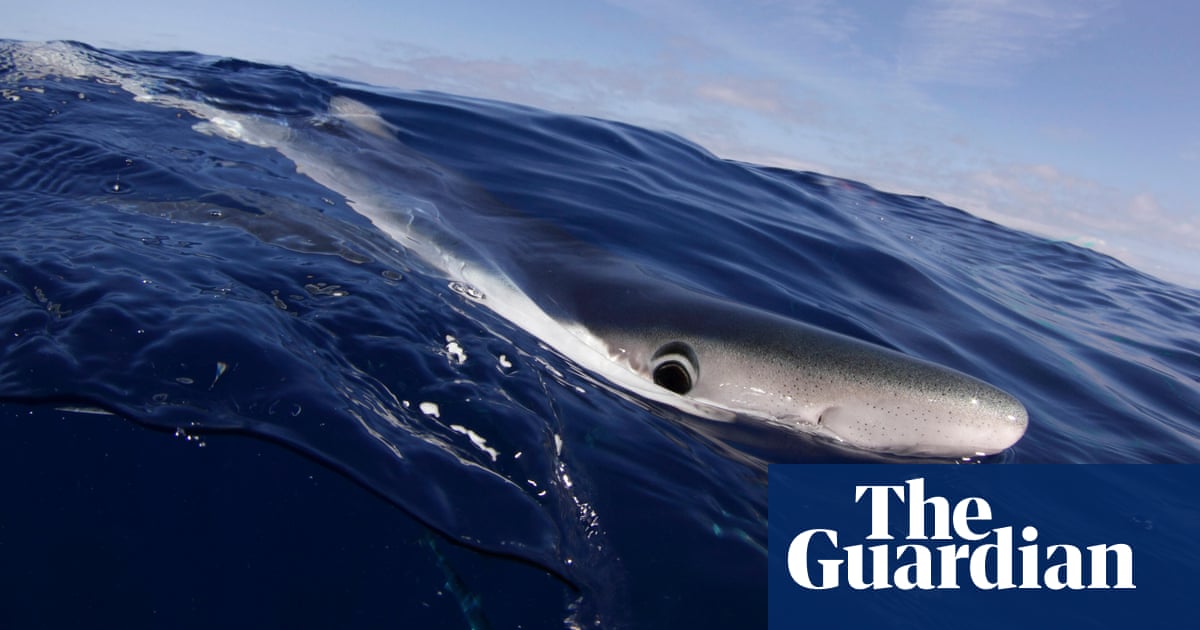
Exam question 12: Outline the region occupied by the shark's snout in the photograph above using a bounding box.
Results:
[816,384,1028,457]
[590,289,1030,459]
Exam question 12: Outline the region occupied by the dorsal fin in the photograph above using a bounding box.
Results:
[329,96,396,139]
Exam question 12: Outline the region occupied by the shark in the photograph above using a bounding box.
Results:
[5,41,1027,458]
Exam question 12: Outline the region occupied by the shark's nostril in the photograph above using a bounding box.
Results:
[816,406,842,430]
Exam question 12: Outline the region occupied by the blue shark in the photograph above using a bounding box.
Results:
[9,42,1027,457]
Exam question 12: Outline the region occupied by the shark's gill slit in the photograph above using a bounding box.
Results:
[651,342,698,395]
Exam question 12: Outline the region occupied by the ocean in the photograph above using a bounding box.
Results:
[1,40,1197,628]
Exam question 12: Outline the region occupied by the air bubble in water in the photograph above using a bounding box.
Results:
[103,178,133,194]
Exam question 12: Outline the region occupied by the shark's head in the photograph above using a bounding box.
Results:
[580,287,1028,459]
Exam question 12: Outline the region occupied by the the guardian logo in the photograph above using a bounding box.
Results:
[787,478,1135,591]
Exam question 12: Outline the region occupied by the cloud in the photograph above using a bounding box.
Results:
[898,0,1116,86]
[601,0,873,88]
[695,82,783,115]
[605,0,859,49]
[927,163,1200,287]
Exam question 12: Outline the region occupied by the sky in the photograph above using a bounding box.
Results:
[4,0,1197,287]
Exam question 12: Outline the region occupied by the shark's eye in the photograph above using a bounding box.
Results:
[651,342,698,395]
[653,360,692,394]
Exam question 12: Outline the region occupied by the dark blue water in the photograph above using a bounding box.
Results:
[1,40,1197,628]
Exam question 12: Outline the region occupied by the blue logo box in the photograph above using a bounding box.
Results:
[768,465,1200,629]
